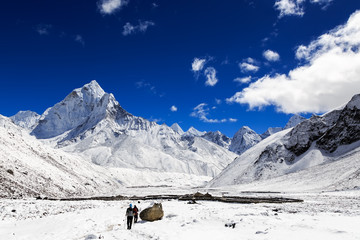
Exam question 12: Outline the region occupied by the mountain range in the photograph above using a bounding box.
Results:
[209,94,360,191]
[2,80,359,198]
[9,81,239,177]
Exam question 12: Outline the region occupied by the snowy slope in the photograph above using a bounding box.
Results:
[10,111,40,131]
[260,127,283,139]
[29,81,237,177]
[0,114,122,198]
[209,93,360,189]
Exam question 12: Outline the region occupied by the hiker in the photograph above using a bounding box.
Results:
[125,204,134,230]
[133,205,139,223]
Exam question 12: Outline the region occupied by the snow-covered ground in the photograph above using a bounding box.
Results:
[1,190,359,240]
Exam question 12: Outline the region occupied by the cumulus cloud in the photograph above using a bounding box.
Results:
[191,58,206,72]
[239,58,259,72]
[274,0,305,18]
[227,10,360,114]
[204,67,218,86]
[170,105,178,112]
[123,20,155,36]
[190,103,237,123]
[234,76,252,84]
[263,50,280,61]
[98,0,128,14]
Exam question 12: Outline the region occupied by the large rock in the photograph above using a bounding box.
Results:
[140,203,164,222]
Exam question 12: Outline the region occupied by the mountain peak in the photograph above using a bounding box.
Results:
[229,126,261,155]
[345,93,360,109]
[185,126,206,137]
[284,114,306,129]
[31,81,110,139]
[171,123,184,135]
[10,111,40,131]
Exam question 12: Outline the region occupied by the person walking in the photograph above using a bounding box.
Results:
[125,204,134,230]
[133,205,139,223]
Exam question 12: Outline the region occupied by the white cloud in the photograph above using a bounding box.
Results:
[310,0,329,2]
[274,0,334,18]
[310,0,333,10]
[263,49,280,61]
[204,67,218,87]
[274,0,305,18]
[35,24,52,35]
[215,98,222,104]
[190,103,227,123]
[191,58,206,72]
[123,20,155,36]
[74,35,85,46]
[190,103,237,123]
[227,10,360,114]
[234,76,252,84]
[98,0,128,14]
[170,105,178,112]
[239,62,259,73]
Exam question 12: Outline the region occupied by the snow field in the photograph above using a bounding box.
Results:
[1,191,360,240]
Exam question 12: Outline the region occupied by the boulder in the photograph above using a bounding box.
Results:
[140,203,164,222]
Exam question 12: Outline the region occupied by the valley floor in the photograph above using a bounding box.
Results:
[1,190,360,240]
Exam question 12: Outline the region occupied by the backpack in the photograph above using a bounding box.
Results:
[126,207,133,216]
[133,207,138,215]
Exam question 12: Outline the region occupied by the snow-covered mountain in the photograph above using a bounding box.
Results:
[170,123,184,135]
[260,127,283,139]
[202,131,231,149]
[0,114,121,198]
[10,110,40,131]
[216,115,306,155]
[209,94,360,190]
[260,114,306,139]
[183,126,206,137]
[0,114,211,198]
[284,114,307,129]
[29,81,237,177]
[229,126,262,155]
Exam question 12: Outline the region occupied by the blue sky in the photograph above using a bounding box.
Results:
[1,0,360,137]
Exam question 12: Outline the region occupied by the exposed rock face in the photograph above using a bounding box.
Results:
[209,93,360,187]
[202,131,231,149]
[140,203,164,222]
[229,126,262,155]
[317,94,360,152]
